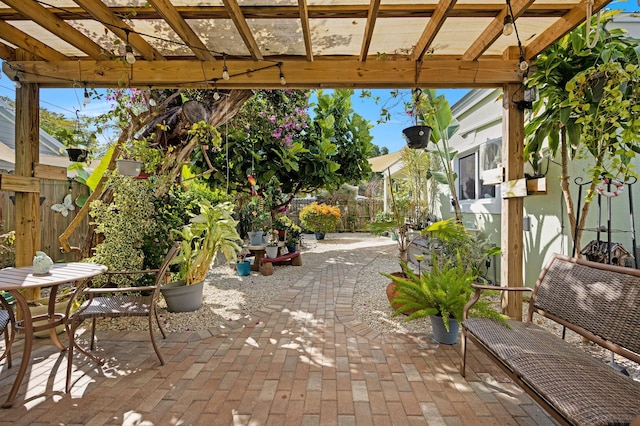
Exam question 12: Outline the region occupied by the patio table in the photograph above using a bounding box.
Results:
[0,262,107,408]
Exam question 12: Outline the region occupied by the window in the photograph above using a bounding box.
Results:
[455,139,502,214]
[459,153,476,200]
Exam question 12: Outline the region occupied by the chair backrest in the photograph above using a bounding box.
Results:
[154,242,181,287]
[530,253,640,356]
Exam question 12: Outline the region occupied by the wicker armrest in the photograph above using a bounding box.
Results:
[463,285,532,320]
[104,269,160,276]
[82,285,157,295]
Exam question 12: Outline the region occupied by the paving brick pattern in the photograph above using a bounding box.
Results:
[0,247,557,425]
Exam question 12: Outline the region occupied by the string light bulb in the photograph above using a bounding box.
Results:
[125,45,136,64]
[518,56,529,71]
[13,75,21,89]
[213,80,221,100]
[222,55,230,80]
[503,14,514,36]
[123,30,135,64]
[83,87,90,105]
[278,64,286,86]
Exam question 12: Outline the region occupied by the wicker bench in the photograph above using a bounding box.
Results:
[259,252,302,276]
[461,254,640,426]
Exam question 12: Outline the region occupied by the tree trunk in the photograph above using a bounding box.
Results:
[59,89,253,258]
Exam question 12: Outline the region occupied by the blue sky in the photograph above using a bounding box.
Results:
[0,0,637,153]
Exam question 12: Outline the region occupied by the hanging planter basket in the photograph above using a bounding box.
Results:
[403,125,432,149]
[116,159,143,176]
[66,148,90,162]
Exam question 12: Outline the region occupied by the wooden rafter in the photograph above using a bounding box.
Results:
[72,0,166,61]
[3,58,522,89]
[525,0,610,59]
[298,0,313,61]
[147,0,216,61]
[411,0,457,62]
[0,21,68,62]
[463,0,535,61]
[1,0,112,60]
[0,4,582,21]
[359,0,382,62]
[221,0,264,61]
[0,42,16,61]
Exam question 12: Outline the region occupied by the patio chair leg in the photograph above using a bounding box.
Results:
[2,327,11,368]
[154,309,166,339]
[90,318,96,351]
[66,321,75,393]
[148,315,164,365]
[460,331,467,377]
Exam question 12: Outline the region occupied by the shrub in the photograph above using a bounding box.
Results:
[299,202,341,233]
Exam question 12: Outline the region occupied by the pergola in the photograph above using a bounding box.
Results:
[0,0,610,319]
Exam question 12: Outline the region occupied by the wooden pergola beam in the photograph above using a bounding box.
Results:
[525,0,610,59]
[3,59,523,88]
[73,0,166,62]
[298,0,314,61]
[411,0,457,62]
[222,0,264,61]
[463,0,535,61]
[0,21,68,62]
[0,4,581,21]
[1,0,112,60]
[359,0,382,62]
[147,0,215,61]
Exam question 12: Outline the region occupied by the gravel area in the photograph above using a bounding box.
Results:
[95,232,639,381]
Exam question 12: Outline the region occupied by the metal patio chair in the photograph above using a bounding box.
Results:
[65,242,180,392]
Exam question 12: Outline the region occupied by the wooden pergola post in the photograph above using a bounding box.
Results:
[13,51,41,301]
[501,72,525,321]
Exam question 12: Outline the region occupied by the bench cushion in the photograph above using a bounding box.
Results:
[510,353,640,426]
[463,317,640,425]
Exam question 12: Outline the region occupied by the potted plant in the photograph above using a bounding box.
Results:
[402,89,433,149]
[285,226,300,253]
[241,197,270,246]
[386,253,504,344]
[236,251,251,277]
[273,215,293,241]
[299,202,341,240]
[264,229,280,259]
[385,218,504,344]
[162,200,242,312]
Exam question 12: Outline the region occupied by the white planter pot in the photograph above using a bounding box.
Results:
[265,246,279,259]
[116,159,143,176]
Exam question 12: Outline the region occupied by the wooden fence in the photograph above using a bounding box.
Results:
[286,198,384,232]
[0,179,90,266]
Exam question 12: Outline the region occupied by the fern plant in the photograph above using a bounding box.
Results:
[385,252,505,331]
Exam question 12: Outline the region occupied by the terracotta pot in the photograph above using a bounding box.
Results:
[386,272,414,313]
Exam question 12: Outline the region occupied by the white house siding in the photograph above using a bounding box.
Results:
[448,86,640,286]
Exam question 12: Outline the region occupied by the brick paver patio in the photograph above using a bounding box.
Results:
[0,247,557,425]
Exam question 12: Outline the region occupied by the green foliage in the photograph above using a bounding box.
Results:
[203,89,373,209]
[385,253,505,331]
[299,202,341,233]
[422,218,499,282]
[525,10,640,182]
[88,174,157,286]
[419,90,462,221]
[566,61,640,183]
[171,200,242,285]
[240,197,271,233]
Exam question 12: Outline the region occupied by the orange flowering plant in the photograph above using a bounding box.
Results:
[299,202,341,233]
